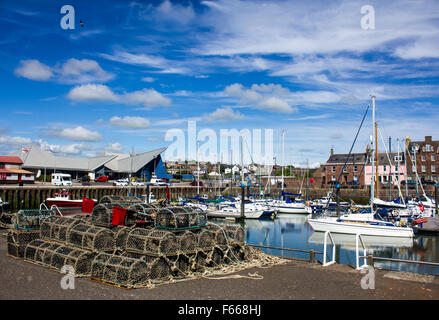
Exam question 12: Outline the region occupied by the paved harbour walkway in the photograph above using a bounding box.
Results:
[1,235,438,300]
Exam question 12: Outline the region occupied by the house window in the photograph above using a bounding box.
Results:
[332,166,336,173]
[342,166,347,173]
[331,175,336,181]
[353,175,358,181]
[421,165,426,173]
[432,155,436,161]
[421,155,426,161]
[426,144,434,152]
[394,155,402,162]
[412,165,416,172]
[432,165,436,173]
[353,165,358,173]
[383,165,387,172]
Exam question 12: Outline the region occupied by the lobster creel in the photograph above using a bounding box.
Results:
[91,253,170,288]
[67,223,115,252]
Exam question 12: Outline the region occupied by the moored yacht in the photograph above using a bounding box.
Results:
[308,96,414,238]
[308,212,414,237]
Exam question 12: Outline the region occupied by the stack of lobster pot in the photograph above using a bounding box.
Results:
[23,214,115,277]
[4,195,253,289]
[6,209,53,259]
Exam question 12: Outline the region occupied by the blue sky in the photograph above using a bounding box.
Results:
[1,0,439,167]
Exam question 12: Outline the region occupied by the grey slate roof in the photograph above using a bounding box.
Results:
[8,145,116,171]
[326,152,403,166]
[8,145,167,173]
[326,153,368,165]
[104,147,167,173]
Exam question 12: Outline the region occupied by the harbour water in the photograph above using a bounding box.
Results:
[211,214,439,276]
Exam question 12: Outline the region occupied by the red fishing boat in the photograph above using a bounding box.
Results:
[45,190,96,215]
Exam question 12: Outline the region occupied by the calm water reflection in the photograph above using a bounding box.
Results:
[211,214,439,276]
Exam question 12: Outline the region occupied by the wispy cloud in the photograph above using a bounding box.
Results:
[287,114,333,121]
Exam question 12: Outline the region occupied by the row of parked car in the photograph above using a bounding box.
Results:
[80,175,171,186]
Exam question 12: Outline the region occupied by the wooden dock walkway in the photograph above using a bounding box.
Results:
[414,216,439,234]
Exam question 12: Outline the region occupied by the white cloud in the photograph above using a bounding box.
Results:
[14,58,114,84]
[104,142,124,153]
[0,135,32,146]
[14,60,53,81]
[57,126,103,142]
[198,0,439,58]
[394,36,439,60]
[34,139,94,155]
[101,51,189,74]
[102,51,168,68]
[202,107,244,122]
[259,97,296,113]
[141,77,156,82]
[66,84,171,107]
[109,116,150,129]
[67,84,120,102]
[58,58,115,83]
[173,90,191,97]
[124,88,171,107]
[154,0,196,25]
[224,83,296,113]
[287,114,332,121]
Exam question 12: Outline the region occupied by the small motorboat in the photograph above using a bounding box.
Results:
[44,191,97,216]
[45,191,97,208]
[207,203,265,219]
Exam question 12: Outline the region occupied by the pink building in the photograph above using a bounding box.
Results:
[364,153,407,186]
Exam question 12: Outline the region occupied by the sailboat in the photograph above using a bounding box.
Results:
[308,96,414,238]
[268,130,311,214]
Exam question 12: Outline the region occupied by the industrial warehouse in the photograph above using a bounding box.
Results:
[5,145,171,183]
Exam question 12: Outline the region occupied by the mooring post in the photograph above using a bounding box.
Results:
[309,249,315,263]
[367,255,374,268]
[146,182,150,204]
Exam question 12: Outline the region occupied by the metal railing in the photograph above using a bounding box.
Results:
[355,233,368,270]
[248,244,322,263]
[359,255,439,268]
[322,231,336,267]
[39,202,63,216]
[249,232,439,273]
[50,204,63,216]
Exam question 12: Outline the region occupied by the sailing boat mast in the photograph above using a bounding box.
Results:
[404,137,409,199]
[375,120,379,200]
[197,140,200,196]
[371,96,376,213]
[281,130,285,193]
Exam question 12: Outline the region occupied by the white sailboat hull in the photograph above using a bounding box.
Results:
[207,209,263,219]
[272,205,310,214]
[308,217,414,238]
